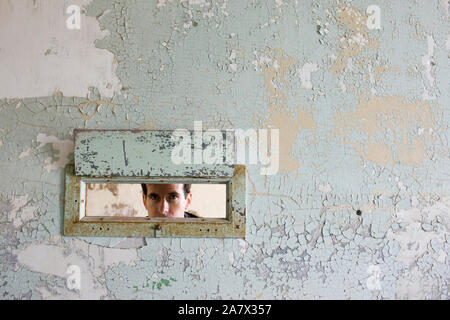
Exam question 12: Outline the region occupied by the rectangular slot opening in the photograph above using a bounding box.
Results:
[81,181,228,220]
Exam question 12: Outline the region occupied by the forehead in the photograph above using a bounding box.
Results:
[145,184,184,194]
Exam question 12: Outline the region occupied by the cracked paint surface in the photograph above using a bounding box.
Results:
[0,0,449,299]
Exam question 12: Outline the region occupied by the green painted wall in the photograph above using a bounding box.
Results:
[0,0,448,299]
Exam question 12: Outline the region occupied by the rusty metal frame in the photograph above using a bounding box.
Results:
[64,164,246,238]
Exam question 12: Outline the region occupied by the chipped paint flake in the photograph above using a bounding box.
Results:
[386,196,449,266]
[421,35,436,100]
[297,63,320,89]
[8,195,38,228]
[36,134,74,172]
[14,240,138,299]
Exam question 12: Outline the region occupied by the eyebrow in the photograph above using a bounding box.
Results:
[148,192,180,198]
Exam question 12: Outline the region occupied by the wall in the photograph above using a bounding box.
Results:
[0,0,449,299]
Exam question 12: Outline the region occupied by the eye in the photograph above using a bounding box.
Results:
[169,194,178,200]
[149,194,159,201]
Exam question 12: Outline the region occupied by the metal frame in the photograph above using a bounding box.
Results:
[64,164,246,238]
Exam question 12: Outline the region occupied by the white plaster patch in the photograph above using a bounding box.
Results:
[436,249,446,264]
[422,35,435,85]
[103,246,139,267]
[441,0,449,17]
[228,251,234,265]
[275,0,284,7]
[238,239,248,254]
[109,237,147,249]
[252,51,273,71]
[16,244,69,278]
[318,183,333,194]
[297,63,320,89]
[183,0,208,6]
[229,63,238,72]
[386,196,449,266]
[338,77,346,92]
[273,60,279,72]
[8,194,38,228]
[395,267,438,299]
[421,35,436,100]
[14,240,138,299]
[228,50,238,73]
[36,133,74,172]
[349,33,367,47]
[157,0,167,7]
[0,0,121,99]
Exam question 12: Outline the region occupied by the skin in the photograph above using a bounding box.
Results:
[142,184,192,218]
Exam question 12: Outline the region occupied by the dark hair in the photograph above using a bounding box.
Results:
[141,184,191,198]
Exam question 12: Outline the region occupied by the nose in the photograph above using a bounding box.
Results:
[160,199,169,215]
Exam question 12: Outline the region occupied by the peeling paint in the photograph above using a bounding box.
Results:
[334,96,437,167]
[7,195,38,228]
[0,0,448,300]
[0,0,121,99]
[36,134,74,172]
[421,35,436,100]
[387,196,449,266]
[14,238,138,299]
